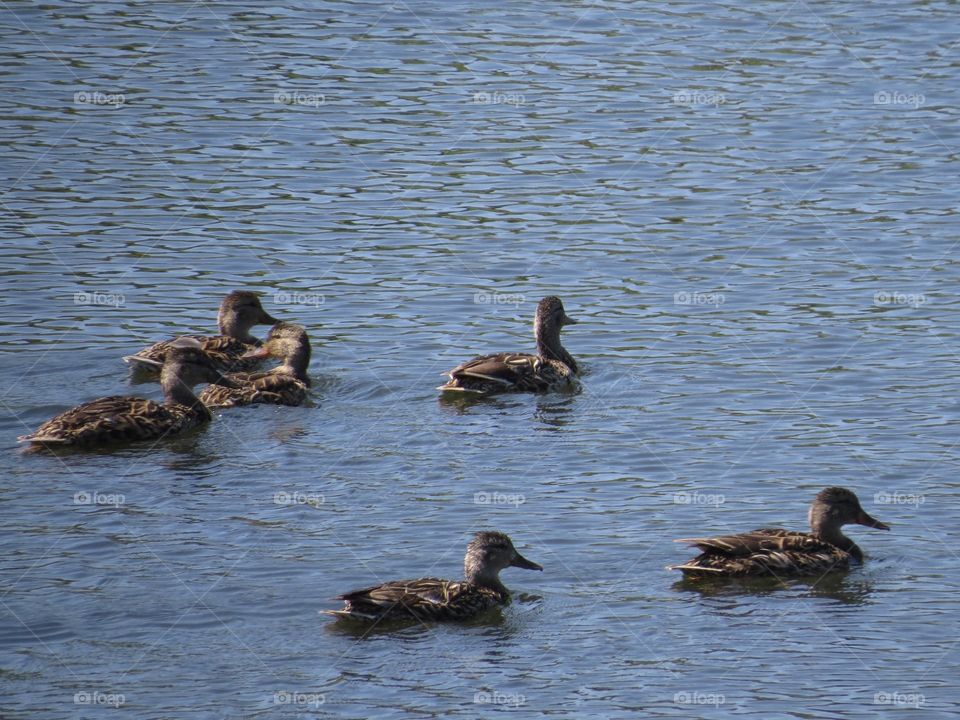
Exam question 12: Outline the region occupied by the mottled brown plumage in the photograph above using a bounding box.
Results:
[438,296,579,394]
[325,531,542,623]
[669,487,890,577]
[198,322,311,408]
[122,290,278,374]
[19,344,238,449]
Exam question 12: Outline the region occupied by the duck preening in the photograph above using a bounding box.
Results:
[668,487,890,577]
[122,290,277,374]
[324,531,542,622]
[438,296,579,394]
[20,342,238,449]
[198,322,311,408]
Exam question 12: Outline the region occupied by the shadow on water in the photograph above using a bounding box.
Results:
[671,571,876,605]
[323,605,512,639]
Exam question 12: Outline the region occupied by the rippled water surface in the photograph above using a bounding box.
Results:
[2,0,960,717]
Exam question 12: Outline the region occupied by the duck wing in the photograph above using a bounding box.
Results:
[198,371,307,408]
[670,529,851,576]
[440,352,568,393]
[328,578,501,621]
[18,396,192,446]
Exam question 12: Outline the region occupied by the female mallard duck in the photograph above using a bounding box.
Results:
[122,290,278,374]
[668,487,890,577]
[19,343,238,449]
[438,296,579,394]
[325,531,542,622]
[198,322,311,408]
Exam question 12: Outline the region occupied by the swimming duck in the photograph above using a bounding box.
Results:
[198,322,311,408]
[122,290,278,373]
[668,487,890,577]
[438,296,579,394]
[325,531,542,622]
[19,343,238,448]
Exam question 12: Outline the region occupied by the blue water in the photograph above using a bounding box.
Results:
[2,1,959,717]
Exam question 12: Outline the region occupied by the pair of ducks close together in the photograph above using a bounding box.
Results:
[18,293,891,622]
[327,487,889,623]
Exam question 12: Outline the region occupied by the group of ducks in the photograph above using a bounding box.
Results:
[18,291,892,625]
[18,291,312,448]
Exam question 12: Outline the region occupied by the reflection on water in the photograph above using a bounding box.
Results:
[672,572,876,606]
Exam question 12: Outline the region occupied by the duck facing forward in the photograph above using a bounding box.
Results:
[324,531,542,623]
[19,344,237,449]
[122,290,278,374]
[438,296,579,394]
[198,322,311,408]
[668,487,890,578]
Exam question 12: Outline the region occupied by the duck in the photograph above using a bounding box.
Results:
[19,342,238,449]
[197,322,311,408]
[438,296,579,394]
[668,487,890,577]
[122,290,278,374]
[324,531,542,622]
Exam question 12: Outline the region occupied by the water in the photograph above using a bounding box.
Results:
[2,0,959,717]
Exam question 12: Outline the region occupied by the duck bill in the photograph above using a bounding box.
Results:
[562,314,577,326]
[856,510,890,530]
[241,345,271,360]
[259,311,280,325]
[511,553,543,571]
